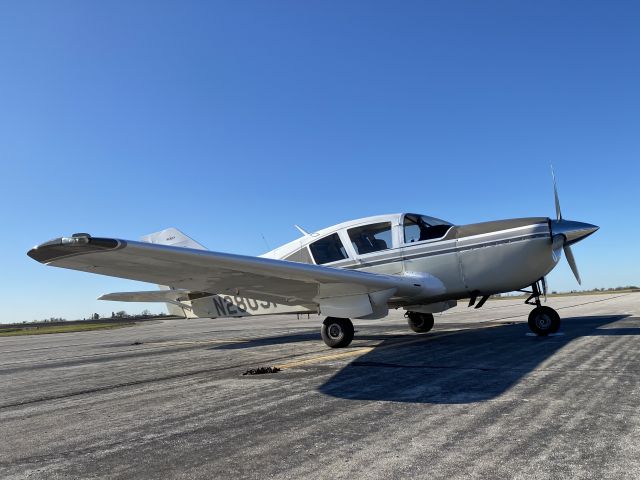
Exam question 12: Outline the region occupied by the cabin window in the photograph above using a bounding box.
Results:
[403,214,452,243]
[283,247,314,264]
[309,233,348,264]
[348,222,392,255]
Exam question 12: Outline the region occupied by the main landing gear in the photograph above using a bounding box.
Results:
[523,280,561,336]
[320,311,435,348]
[321,317,354,348]
[405,312,435,333]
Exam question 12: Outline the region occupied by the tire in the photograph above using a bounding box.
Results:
[407,312,435,333]
[528,306,561,336]
[321,317,354,348]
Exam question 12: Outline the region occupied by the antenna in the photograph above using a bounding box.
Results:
[294,224,311,236]
[260,233,271,251]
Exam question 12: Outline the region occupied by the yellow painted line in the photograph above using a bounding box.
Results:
[276,323,506,370]
[276,347,376,369]
[144,323,506,369]
[276,331,458,370]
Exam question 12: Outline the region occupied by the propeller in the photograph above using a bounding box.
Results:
[549,166,598,285]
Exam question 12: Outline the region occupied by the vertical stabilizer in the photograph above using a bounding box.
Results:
[141,227,207,317]
[141,227,207,250]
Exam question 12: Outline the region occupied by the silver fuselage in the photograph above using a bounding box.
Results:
[186,217,560,318]
[349,218,556,306]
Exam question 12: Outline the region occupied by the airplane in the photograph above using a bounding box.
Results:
[27,176,598,348]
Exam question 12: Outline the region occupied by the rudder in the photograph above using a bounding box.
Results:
[141,227,207,250]
[141,227,207,317]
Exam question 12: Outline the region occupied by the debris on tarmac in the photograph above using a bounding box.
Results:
[242,366,281,375]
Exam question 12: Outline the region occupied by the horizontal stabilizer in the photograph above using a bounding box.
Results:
[99,289,197,303]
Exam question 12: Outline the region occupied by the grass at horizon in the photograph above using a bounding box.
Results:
[0,322,134,336]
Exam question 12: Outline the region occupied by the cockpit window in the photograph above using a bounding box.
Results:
[309,233,348,264]
[403,214,452,243]
[348,222,392,255]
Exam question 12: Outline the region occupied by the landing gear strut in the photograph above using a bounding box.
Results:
[406,312,435,333]
[321,317,354,348]
[522,280,560,336]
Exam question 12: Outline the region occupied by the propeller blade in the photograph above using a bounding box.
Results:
[564,244,581,285]
[551,234,564,262]
[552,165,562,221]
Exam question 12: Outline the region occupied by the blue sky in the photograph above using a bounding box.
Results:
[1,1,638,323]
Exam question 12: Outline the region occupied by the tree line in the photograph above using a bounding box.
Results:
[28,310,169,324]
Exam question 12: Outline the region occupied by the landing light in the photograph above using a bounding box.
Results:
[61,235,90,245]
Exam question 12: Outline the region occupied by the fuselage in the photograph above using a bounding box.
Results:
[118,212,596,320]
[263,214,558,306]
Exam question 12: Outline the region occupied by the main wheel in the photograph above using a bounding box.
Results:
[406,312,435,333]
[528,306,561,336]
[321,317,354,348]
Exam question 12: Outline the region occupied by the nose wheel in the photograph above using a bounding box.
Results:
[321,317,354,348]
[528,306,560,335]
[523,280,561,336]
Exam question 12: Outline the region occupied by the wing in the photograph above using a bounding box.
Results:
[27,235,427,318]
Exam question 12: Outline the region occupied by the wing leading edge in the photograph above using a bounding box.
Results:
[28,235,431,318]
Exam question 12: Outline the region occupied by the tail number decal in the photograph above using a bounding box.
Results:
[212,295,278,316]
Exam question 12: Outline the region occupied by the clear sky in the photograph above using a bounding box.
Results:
[1,1,638,323]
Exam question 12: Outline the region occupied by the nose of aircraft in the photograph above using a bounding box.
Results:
[549,219,599,246]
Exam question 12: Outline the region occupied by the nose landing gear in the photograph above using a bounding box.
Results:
[522,280,560,336]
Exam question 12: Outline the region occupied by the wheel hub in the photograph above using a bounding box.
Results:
[536,313,551,329]
[409,314,423,327]
[328,324,342,338]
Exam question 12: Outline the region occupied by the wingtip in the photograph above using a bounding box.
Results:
[27,246,40,262]
[26,237,123,264]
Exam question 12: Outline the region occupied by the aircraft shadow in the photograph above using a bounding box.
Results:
[209,331,411,350]
[318,315,637,404]
[210,331,321,349]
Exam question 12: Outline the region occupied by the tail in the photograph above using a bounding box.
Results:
[141,227,207,250]
[141,227,207,317]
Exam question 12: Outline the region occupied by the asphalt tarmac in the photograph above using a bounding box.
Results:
[2,293,640,479]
